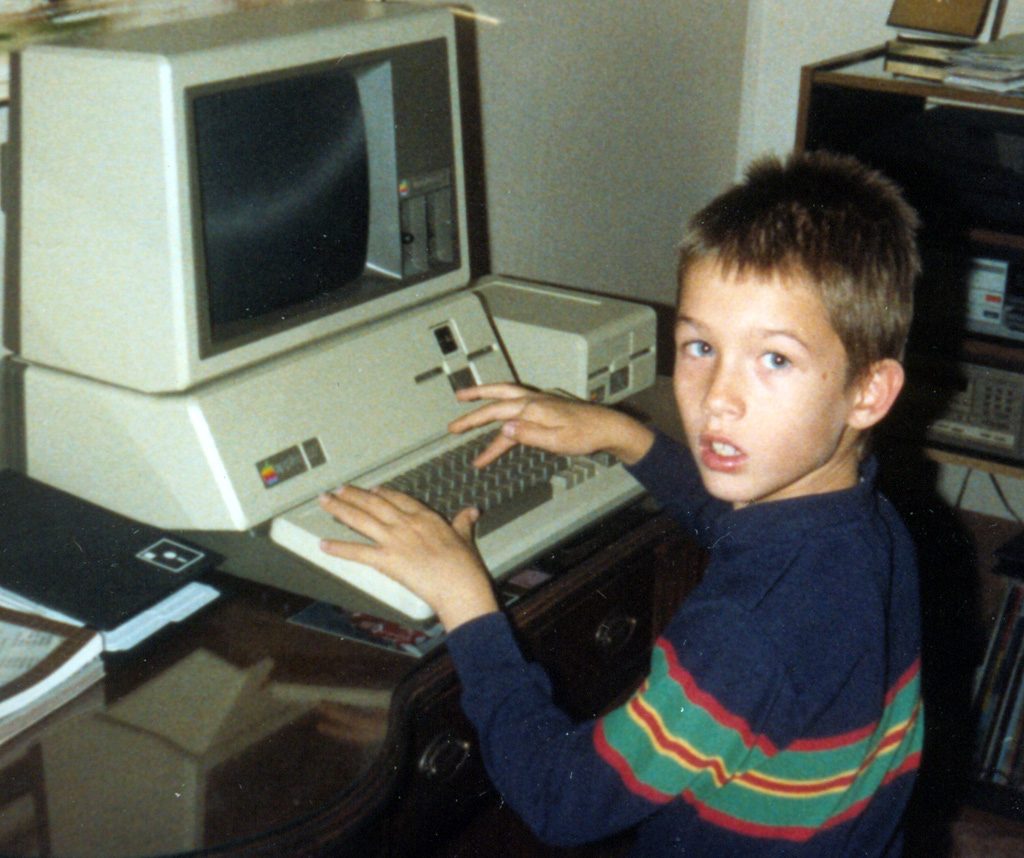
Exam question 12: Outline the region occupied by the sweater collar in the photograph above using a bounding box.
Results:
[706,456,880,551]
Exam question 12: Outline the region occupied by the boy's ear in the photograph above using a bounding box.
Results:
[847,359,905,431]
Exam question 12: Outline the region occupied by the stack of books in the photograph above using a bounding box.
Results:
[884,36,971,82]
[883,0,1004,83]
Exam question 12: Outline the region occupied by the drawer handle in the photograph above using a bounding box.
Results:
[418,733,472,782]
[594,612,638,656]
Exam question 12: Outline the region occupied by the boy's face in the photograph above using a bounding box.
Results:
[674,257,866,509]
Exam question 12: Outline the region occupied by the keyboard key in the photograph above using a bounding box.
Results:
[476,482,553,537]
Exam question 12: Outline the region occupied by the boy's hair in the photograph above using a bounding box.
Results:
[678,150,920,383]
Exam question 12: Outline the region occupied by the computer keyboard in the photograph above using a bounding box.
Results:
[384,430,621,536]
[269,429,644,620]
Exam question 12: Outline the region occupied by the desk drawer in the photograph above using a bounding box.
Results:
[387,682,490,855]
[523,544,657,719]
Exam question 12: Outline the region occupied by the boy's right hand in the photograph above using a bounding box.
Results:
[448,383,655,468]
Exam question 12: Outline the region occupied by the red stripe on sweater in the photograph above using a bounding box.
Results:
[593,719,673,804]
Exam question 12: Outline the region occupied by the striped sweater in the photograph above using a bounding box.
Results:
[447,430,922,855]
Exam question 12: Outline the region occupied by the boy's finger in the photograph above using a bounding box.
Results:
[448,399,527,434]
[328,485,413,521]
[472,433,518,467]
[454,383,528,402]
[451,507,480,541]
[370,485,427,514]
[497,420,563,452]
[318,489,395,538]
[319,537,381,568]
[447,410,489,435]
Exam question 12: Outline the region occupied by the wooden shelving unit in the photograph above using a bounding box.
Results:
[799,48,1024,836]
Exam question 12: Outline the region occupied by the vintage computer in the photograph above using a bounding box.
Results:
[3,0,652,621]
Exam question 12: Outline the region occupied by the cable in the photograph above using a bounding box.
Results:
[989,473,1024,524]
[955,468,973,510]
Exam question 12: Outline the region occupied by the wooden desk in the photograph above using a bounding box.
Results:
[0,501,702,858]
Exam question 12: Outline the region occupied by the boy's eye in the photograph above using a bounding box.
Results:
[681,340,713,358]
[761,352,791,370]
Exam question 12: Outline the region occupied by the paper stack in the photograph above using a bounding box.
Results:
[944,32,1024,91]
[0,607,103,744]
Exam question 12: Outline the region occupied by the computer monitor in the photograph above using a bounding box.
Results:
[6,0,468,393]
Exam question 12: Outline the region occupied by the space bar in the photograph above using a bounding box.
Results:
[475,482,554,538]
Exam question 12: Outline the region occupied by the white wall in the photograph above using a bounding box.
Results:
[463,0,749,308]
[737,0,893,166]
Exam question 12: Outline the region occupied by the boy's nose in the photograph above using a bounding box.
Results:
[703,366,744,419]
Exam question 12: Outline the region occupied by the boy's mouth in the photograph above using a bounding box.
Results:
[710,440,740,457]
[699,434,746,471]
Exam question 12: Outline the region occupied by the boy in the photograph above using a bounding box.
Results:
[319,150,924,855]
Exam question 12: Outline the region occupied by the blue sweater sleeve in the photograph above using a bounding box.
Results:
[446,606,797,847]
[446,612,650,845]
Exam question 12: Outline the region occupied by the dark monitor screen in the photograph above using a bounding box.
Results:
[191,66,371,353]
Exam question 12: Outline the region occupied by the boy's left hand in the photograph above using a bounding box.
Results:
[318,486,499,631]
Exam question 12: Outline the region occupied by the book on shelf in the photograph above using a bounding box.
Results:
[884,55,950,81]
[978,597,1024,771]
[883,2,1011,83]
[985,642,1024,783]
[0,606,103,744]
[887,35,973,62]
[887,0,999,40]
[974,585,1024,724]
[998,664,1024,785]
[971,577,1024,790]
[883,35,971,81]
[0,470,220,651]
